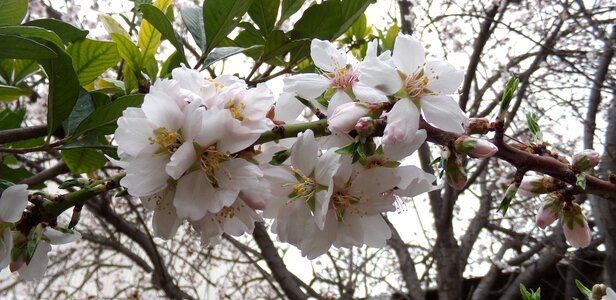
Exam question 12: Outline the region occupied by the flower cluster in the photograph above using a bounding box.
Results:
[111,34,458,257]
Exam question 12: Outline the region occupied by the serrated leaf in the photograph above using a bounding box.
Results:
[248,0,279,36]
[0,34,57,60]
[74,94,145,136]
[141,4,187,64]
[60,148,106,174]
[203,0,256,54]
[23,19,88,44]
[0,84,28,101]
[202,46,262,68]
[180,7,206,51]
[67,39,120,85]
[0,0,27,25]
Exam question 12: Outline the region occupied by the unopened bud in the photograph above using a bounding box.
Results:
[443,148,467,190]
[465,118,490,135]
[535,193,563,230]
[454,136,498,158]
[562,202,591,248]
[591,284,607,300]
[354,117,376,137]
[519,175,563,197]
[328,102,370,133]
[572,149,601,172]
[498,183,518,215]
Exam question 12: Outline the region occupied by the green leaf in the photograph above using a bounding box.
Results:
[60,148,106,174]
[348,13,367,41]
[248,0,279,36]
[575,280,591,297]
[335,142,356,155]
[576,174,586,190]
[7,59,39,85]
[0,26,64,48]
[0,34,57,60]
[110,33,142,71]
[382,23,399,51]
[497,183,518,216]
[160,51,184,77]
[23,19,89,44]
[499,77,519,119]
[39,44,81,137]
[291,0,343,40]
[279,0,303,24]
[332,0,372,38]
[203,46,262,68]
[0,84,28,101]
[74,94,145,136]
[0,0,27,25]
[203,0,256,54]
[64,90,94,135]
[67,38,120,85]
[180,6,206,51]
[99,15,131,39]
[137,0,172,63]
[269,149,291,165]
[140,4,187,64]
[0,164,34,184]
[519,284,541,300]
[0,107,25,130]
[526,112,543,144]
[262,30,305,61]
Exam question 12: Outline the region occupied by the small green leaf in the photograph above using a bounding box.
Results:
[60,148,106,174]
[0,84,28,101]
[141,4,187,64]
[498,183,518,216]
[180,7,206,51]
[575,280,591,297]
[23,19,89,43]
[382,23,399,51]
[526,112,543,143]
[203,46,262,68]
[335,142,356,155]
[67,38,120,85]
[576,174,586,190]
[498,77,519,119]
[74,94,145,136]
[0,0,28,25]
[160,51,184,78]
[203,0,256,54]
[269,149,291,165]
[0,34,57,60]
[0,107,25,130]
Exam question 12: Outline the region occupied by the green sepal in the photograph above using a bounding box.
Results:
[269,149,291,165]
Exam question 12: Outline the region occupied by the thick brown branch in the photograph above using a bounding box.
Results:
[0,125,47,145]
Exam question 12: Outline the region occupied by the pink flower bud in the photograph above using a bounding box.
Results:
[354,117,375,137]
[562,202,591,248]
[572,149,601,172]
[328,102,370,133]
[535,194,562,230]
[454,136,498,158]
[519,175,562,197]
[465,117,490,135]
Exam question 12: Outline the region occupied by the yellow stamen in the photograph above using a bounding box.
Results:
[148,127,183,154]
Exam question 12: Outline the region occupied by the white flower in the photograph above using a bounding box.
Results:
[13,241,51,281]
[328,102,371,133]
[359,34,468,135]
[283,39,386,116]
[141,183,183,239]
[191,199,262,245]
[603,287,616,300]
[0,184,28,270]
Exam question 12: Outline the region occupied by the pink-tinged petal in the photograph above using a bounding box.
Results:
[121,155,169,197]
[43,228,81,245]
[395,165,438,198]
[328,102,369,133]
[310,39,347,72]
[291,130,318,176]
[350,167,400,198]
[314,188,332,231]
[17,241,51,281]
[358,56,402,95]
[166,142,197,180]
[211,189,240,213]
[352,81,388,103]
[536,205,558,230]
[0,228,13,269]
[239,189,266,210]
[420,94,468,134]
[0,184,28,222]
[424,61,464,95]
[327,90,353,117]
[392,34,425,75]
[141,92,183,131]
[174,171,214,220]
[275,92,305,124]
[384,129,427,161]
[383,99,420,145]
[563,219,591,248]
[283,74,330,99]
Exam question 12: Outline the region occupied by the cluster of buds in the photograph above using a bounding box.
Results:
[572,149,601,172]
[535,192,591,248]
[454,136,498,158]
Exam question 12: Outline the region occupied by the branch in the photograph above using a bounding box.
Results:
[0,125,47,144]
[19,162,69,187]
[81,232,154,272]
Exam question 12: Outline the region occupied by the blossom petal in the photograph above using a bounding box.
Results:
[392,34,425,75]
[121,155,169,197]
[166,142,197,180]
[359,55,402,95]
[311,39,347,72]
[174,171,214,220]
[420,95,468,134]
[383,129,426,161]
[17,241,51,281]
[283,74,330,99]
[275,92,305,124]
[350,167,400,198]
[43,228,81,245]
[153,209,182,239]
[0,229,12,270]
[141,92,183,131]
[383,99,420,145]
[0,184,28,222]
[327,91,353,117]
[291,130,318,176]
[360,214,390,247]
[425,61,464,95]
[395,165,438,197]
[352,81,387,103]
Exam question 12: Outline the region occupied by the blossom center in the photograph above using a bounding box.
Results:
[149,128,182,154]
[403,71,429,99]
[329,66,358,90]
[226,100,247,121]
[330,189,360,221]
[199,146,231,186]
